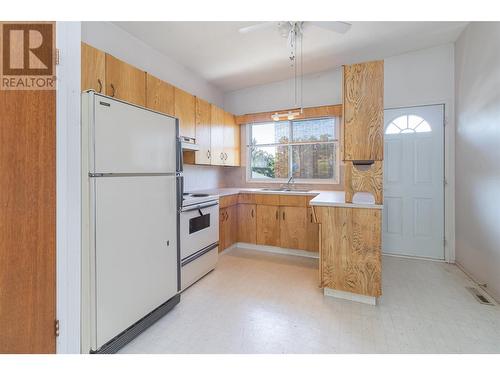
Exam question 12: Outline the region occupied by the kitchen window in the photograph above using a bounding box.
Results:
[246,117,339,184]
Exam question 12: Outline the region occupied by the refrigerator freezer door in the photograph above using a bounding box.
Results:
[93,176,178,349]
[92,95,177,174]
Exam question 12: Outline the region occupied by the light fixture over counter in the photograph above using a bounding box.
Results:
[271,110,303,121]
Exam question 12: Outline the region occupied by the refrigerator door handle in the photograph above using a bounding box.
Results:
[176,175,184,210]
[176,137,183,173]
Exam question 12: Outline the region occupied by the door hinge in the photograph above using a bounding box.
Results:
[443,238,447,247]
[444,117,448,127]
[443,178,448,187]
[55,48,61,65]
[55,319,60,337]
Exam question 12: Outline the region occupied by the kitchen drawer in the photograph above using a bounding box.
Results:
[181,245,218,291]
[279,194,307,207]
[238,193,256,204]
[220,194,238,208]
[255,194,280,206]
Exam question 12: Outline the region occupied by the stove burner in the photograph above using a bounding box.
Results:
[190,193,209,197]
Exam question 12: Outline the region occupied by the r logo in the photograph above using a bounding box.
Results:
[0,22,55,90]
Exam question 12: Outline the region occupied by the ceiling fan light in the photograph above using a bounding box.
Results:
[271,113,280,121]
[287,113,295,120]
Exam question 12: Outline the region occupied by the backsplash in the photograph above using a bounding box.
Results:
[221,166,344,191]
[183,165,224,192]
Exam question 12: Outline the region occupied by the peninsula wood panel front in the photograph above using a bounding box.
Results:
[237,204,256,243]
[81,42,105,93]
[146,74,175,116]
[256,205,280,246]
[0,90,56,353]
[105,54,146,106]
[345,161,383,204]
[343,60,384,161]
[315,206,382,297]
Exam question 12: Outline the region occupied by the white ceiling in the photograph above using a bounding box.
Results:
[114,21,468,92]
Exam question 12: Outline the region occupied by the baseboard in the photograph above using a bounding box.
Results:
[232,242,319,259]
[455,261,499,304]
[382,252,447,263]
[324,288,377,305]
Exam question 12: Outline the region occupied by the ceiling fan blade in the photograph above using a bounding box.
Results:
[238,22,276,34]
[309,21,352,34]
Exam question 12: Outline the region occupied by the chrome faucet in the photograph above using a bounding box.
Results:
[282,176,296,190]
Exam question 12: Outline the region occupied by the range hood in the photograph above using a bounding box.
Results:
[180,136,200,151]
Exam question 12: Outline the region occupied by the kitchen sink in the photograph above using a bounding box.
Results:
[259,188,311,193]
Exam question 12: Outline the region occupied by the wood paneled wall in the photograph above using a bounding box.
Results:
[0,90,56,353]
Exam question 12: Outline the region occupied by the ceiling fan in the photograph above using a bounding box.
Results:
[238,21,352,36]
[238,21,351,120]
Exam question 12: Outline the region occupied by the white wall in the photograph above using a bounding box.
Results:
[82,22,224,106]
[224,69,342,115]
[455,22,500,301]
[82,22,225,191]
[224,44,455,115]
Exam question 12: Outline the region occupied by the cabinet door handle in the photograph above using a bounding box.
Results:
[276,210,278,220]
[310,213,313,223]
[220,152,224,161]
[97,79,102,93]
[225,212,229,220]
[224,152,228,160]
[251,209,254,218]
[282,211,285,220]
[207,150,211,159]
[110,83,115,97]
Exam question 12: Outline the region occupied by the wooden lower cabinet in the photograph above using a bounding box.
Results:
[306,207,319,252]
[256,205,280,246]
[279,206,308,250]
[314,206,382,297]
[237,204,256,244]
[219,205,238,252]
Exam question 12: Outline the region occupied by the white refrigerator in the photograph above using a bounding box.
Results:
[81,92,182,353]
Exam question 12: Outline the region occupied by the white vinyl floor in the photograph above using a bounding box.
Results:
[120,247,500,353]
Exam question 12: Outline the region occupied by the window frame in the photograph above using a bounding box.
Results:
[245,117,340,184]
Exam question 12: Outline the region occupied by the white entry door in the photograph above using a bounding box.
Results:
[383,105,444,259]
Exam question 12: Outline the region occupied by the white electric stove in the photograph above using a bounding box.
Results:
[180,192,219,290]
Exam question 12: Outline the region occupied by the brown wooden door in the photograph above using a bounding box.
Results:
[256,205,280,246]
[279,206,308,250]
[343,60,384,161]
[237,204,256,244]
[195,97,212,165]
[223,111,240,166]
[105,54,146,106]
[146,74,175,116]
[81,42,105,93]
[174,87,196,139]
[306,207,319,252]
[0,90,56,353]
[210,105,225,166]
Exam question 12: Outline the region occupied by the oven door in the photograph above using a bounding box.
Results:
[180,201,219,260]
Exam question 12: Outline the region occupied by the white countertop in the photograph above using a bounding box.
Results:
[188,187,382,209]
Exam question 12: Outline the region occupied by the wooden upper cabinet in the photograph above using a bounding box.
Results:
[105,54,146,106]
[146,74,175,116]
[210,105,225,166]
[195,97,212,165]
[279,206,308,250]
[223,111,240,166]
[343,60,384,161]
[237,204,256,244]
[256,205,280,247]
[81,43,105,94]
[174,87,196,139]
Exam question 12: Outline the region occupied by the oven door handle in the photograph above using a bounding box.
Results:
[181,201,219,213]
